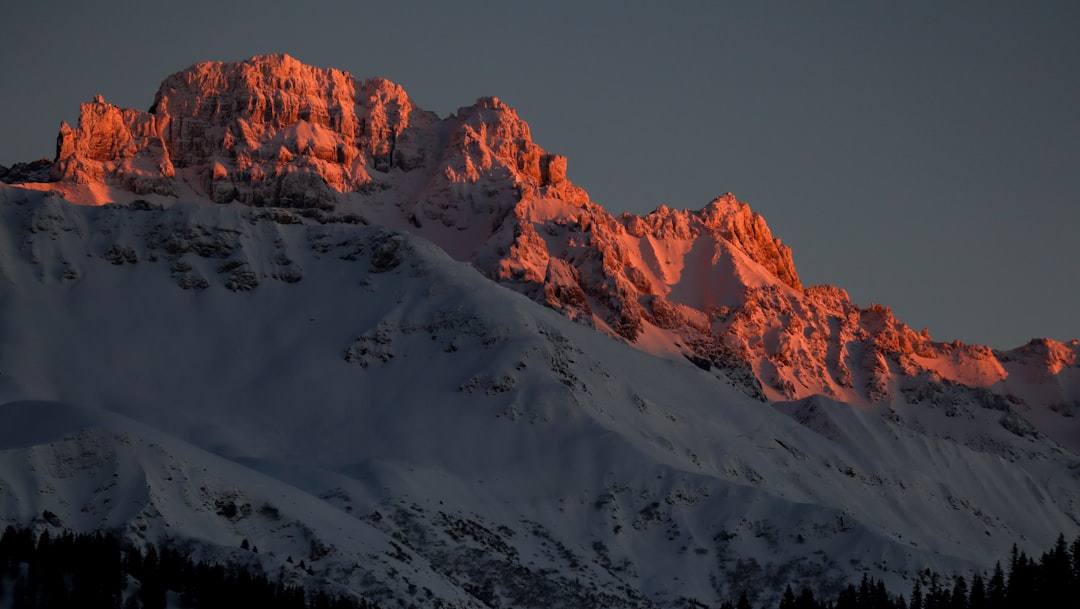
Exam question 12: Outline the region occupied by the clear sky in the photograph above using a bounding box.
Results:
[2,1,1077,349]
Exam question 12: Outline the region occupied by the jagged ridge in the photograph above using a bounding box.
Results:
[6,53,1078,449]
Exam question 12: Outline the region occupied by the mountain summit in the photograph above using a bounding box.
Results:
[51,54,567,207]
[1,54,1077,607]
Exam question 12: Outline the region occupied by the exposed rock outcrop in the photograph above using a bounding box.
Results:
[0,159,55,184]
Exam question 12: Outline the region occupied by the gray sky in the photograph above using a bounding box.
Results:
[2,1,1077,349]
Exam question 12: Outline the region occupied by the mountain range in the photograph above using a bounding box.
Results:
[0,54,1076,608]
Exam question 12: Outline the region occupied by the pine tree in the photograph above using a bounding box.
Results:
[139,545,166,609]
[910,580,923,609]
[778,584,796,609]
[835,584,858,609]
[794,587,817,609]
[1071,535,1080,601]
[858,573,872,608]
[1005,546,1031,607]
[737,590,753,609]
[986,562,1006,609]
[925,572,947,609]
[1039,534,1071,609]
[949,576,967,609]
[873,578,890,609]
[1072,536,1080,586]
[967,574,986,609]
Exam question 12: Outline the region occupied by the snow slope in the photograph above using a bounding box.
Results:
[0,185,1076,607]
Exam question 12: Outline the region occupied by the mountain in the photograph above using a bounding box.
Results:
[0,54,1077,607]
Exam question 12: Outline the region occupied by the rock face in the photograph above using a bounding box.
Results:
[52,54,569,210]
[55,55,419,203]
[0,159,53,184]
[29,55,1080,443]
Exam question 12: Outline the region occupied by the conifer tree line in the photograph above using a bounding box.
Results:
[720,533,1080,609]
[0,524,379,609]
[1,523,1077,608]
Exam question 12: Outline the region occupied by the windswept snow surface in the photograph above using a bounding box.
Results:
[0,185,1077,607]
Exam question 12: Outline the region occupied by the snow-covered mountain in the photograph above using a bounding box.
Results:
[0,55,1077,607]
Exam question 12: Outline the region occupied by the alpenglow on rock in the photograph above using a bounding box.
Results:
[22,53,1080,442]
[52,54,567,206]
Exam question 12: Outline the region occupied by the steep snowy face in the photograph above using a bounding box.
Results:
[1,188,1077,609]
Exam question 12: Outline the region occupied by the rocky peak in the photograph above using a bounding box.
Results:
[47,54,575,213]
[440,95,567,189]
[51,54,444,205]
[1000,337,1080,373]
[53,94,173,194]
[624,194,801,291]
